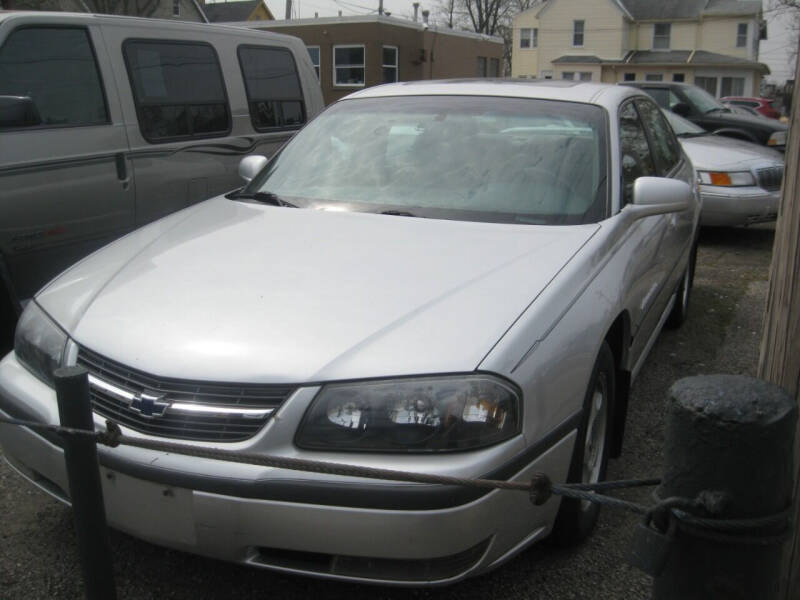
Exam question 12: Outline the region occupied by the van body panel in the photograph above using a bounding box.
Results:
[0,12,323,306]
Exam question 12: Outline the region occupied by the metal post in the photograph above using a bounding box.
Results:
[654,374,796,600]
[55,366,117,600]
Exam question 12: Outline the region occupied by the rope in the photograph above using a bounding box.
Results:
[1,415,792,543]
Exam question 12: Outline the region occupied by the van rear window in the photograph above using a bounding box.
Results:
[237,45,306,131]
[123,39,230,142]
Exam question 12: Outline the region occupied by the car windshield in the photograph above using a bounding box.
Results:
[245,95,608,225]
[682,86,727,114]
[662,108,705,135]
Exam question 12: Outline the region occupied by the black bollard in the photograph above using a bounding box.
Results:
[54,366,117,600]
[653,374,796,600]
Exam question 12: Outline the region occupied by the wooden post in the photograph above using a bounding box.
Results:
[758,43,800,600]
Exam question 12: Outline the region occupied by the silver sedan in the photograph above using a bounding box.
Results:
[0,81,699,585]
[663,109,784,227]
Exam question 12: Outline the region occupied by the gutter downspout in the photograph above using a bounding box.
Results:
[193,0,210,23]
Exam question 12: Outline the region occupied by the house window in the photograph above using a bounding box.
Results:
[382,46,398,83]
[721,76,745,97]
[695,76,717,96]
[307,46,320,79]
[579,72,592,81]
[737,23,748,48]
[541,69,553,79]
[173,0,180,16]
[562,71,575,80]
[489,58,500,77]
[653,23,670,49]
[238,45,306,131]
[623,72,636,81]
[520,28,538,48]
[673,73,685,82]
[573,20,584,47]
[333,45,365,87]
[477,56,487,77]
[645,73,663,81]
[123,40,230,143]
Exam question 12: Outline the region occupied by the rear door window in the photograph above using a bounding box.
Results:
[238,45,306,131]
[635,98,682,175]
[619,101,655,206]
[0,27,108,129]
[123,39,230,143]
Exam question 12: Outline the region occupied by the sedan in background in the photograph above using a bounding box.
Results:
[0,81,699,585]
[721,96,782,120]
[663,109,784,227]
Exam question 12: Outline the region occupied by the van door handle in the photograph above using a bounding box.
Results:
[115,153,128,181]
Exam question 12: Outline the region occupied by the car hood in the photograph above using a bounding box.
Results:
[38,198,599,383]
[679,135,784,171]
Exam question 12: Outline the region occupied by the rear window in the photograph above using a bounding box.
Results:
[237,45,306,131]
[245,96,609,225]
[123,39,230,143]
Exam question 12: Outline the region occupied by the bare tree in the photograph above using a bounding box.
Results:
[86,0,160,16]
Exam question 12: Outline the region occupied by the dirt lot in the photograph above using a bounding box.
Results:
[0,225,776,600]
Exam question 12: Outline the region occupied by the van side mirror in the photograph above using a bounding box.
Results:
[624,177,691,219]
[238,155,268,183]
[671,102,691,118]
[0,96,42,128]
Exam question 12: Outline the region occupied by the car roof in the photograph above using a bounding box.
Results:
[343,79,646,110]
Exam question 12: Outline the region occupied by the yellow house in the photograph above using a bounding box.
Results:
[202,0,275,23]
[512,0,768,97]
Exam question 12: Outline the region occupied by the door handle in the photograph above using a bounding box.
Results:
[115,153,128,181]
[115,152,131,190]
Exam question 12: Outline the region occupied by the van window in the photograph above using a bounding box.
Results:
[123,39,230,142]
[0,27,108,129]
[237,45,306,131]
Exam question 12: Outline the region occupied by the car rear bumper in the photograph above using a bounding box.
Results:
[699,186,779,227]
[0,352,572,585]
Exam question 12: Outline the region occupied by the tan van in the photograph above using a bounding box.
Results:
[0,11,324,340]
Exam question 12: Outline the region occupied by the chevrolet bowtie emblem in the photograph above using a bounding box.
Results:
[130,390,170,417]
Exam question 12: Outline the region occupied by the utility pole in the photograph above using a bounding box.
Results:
[285,0,292,19]
[759,40,800,600]
[378,0,383,15]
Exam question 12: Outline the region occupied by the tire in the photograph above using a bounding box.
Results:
[552,341,615,546]
[666,243,697,329]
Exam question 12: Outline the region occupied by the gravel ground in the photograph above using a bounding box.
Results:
[0,224,776,600]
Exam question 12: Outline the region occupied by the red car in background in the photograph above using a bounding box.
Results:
[720,96,782,119]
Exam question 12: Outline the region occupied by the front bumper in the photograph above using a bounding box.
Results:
[699,185,779,227]
[0,352,572,585]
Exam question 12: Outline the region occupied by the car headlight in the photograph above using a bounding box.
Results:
[697,171,756,187]
[768,131,787,147]
[14,302,68,387]
[295,374,521,452]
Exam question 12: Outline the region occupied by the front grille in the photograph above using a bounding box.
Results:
[756,166,783,192]
[77,347,296,442]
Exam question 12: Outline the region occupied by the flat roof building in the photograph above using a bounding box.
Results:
[236,15,504,104]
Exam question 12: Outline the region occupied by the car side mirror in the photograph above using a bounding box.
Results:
[238,155,268,183]
[0,95,42,128]
[671,102,691,118]
[625,177,691,219]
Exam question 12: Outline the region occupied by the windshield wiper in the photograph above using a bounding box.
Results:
[380,209,420,218]
[229,190,297,207]
[705,107,730,114]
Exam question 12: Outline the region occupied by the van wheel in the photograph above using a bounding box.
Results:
[552,342,615,546]
[666,243,697,329]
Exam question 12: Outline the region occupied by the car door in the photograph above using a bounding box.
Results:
[617,100,675,367]
[0,22,134,301]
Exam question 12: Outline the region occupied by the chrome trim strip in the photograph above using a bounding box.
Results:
[169,403,272,418]
[87,373,135,402]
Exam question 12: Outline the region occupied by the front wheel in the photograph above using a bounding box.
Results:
[552,342,615,545]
